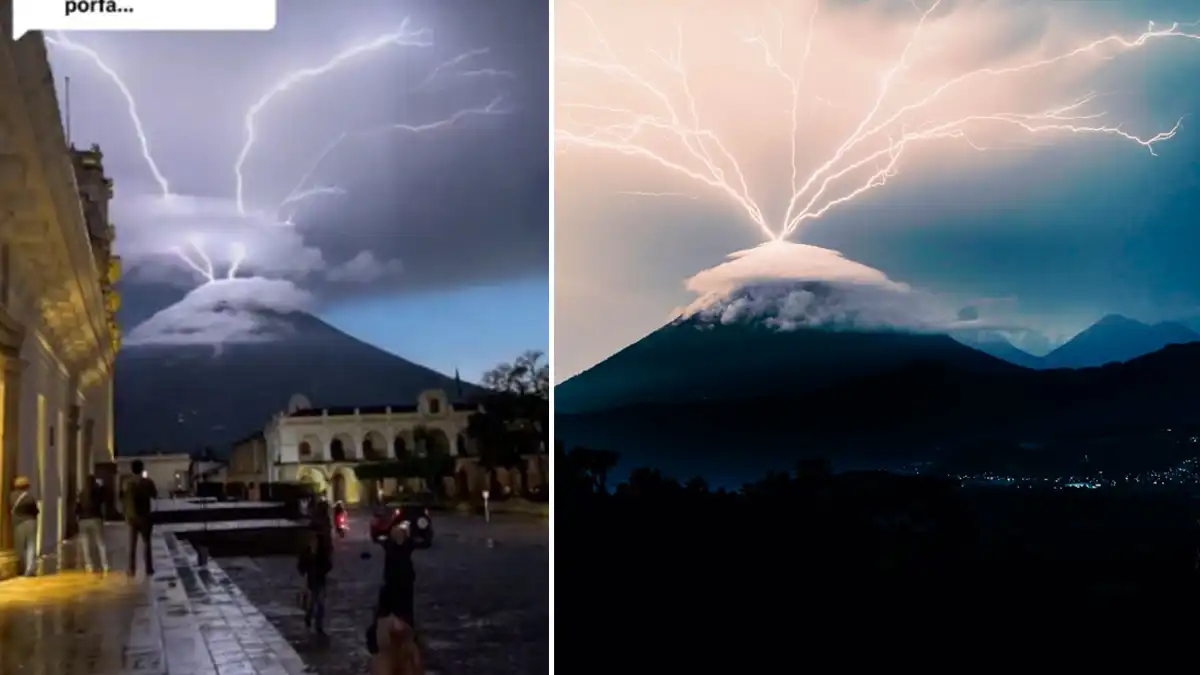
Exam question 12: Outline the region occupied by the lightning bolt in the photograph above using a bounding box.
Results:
[46,26,515,283]
[417,48,515,88]
[227,243,246,279]
[557,2,1200,243]
[42,33,222,283]
[44,32,171,197]
[233,21,435,215]
[274,44,511,225]
[170,239,246,282]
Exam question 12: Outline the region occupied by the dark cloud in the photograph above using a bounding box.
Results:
[52,0,547,322]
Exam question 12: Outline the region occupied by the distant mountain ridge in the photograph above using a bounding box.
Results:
[953,332,1044,370]
[556,306,1200,480]
[114,310,479,457]
[1041,314,1200,369]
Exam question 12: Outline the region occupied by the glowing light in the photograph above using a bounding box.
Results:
[417,48,515,88]
[277,90,508,224]
[557,3,1200,242]
[171,238,247,283]
[47,24,514,288]
[275,47,512,224]
[233,21,436,214]
[45,32,171,196]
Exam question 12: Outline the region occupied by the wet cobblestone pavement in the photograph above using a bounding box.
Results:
[222,514,549,675]
[0,524,309,675]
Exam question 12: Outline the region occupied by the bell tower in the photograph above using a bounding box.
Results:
[70,143,121,353]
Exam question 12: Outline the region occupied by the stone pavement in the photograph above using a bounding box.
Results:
[0,523,311,675]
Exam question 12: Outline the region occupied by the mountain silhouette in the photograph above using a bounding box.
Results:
[114,310,478,457]
[555,316,1019,415]
[557,317,1200,480]
[1042,314,1200,369]
[953,332,1044,369]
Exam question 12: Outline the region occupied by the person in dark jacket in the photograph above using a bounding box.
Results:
[75,474,109,572]
[9,476,39,576]
[367,514,423,675]
[122,460,158,577]
[297,529,333,636]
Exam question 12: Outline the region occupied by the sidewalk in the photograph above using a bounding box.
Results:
[0,523,309,675]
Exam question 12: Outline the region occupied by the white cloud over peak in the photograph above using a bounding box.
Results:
[678,241,1022,334]
[125,277,314,346]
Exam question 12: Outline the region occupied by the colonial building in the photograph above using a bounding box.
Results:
[227,431,269,498]
[0,32,119,579]
[265,391,478,505]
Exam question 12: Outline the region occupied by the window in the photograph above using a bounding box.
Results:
[298,441,312,458]
[428,397,441,415]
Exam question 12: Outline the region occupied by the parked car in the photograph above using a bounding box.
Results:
[369,502,434,548]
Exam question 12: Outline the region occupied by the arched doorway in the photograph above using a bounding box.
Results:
[331,472,346,504]
[330,437,347,462]
[393,435,409,460]
[456,433,469,456]
[427,429,451,456]
[362,431,387,461]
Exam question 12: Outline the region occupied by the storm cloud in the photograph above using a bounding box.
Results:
[48,0,548,336]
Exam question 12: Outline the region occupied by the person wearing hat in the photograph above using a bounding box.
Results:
[9,476,39,576]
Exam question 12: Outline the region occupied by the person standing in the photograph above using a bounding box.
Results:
[9,476,39,577]
[296,529,333,637]
[75,474,109,573]
[368,514,424,675]
[122,460,158,577]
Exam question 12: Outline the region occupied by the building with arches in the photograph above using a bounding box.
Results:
[264,390,479,505]
[0,32,120,580]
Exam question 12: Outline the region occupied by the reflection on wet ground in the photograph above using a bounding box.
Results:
[0,523,310,675]
[0,527,143,675]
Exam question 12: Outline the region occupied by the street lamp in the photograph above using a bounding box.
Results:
[482,490,490,524]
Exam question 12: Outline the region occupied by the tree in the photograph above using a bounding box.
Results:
[421,443,455,498]
[481,350,549,399]
[567,447,619,494]
[467,352,552,497]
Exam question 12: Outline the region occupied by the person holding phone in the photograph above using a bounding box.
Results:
[367,514,423,675]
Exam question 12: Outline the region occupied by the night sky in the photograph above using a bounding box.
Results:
[48,0,548,381]
[555,0,1200,380]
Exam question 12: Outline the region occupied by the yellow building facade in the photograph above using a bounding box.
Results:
[0,31,119,579]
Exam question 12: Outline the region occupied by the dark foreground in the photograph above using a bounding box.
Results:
[559,463,1200,665]
[222,513,549,675]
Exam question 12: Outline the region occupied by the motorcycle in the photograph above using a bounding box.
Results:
[334,509,348,538]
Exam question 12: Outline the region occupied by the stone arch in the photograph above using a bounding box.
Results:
[297,465,329,495]
[298,434,322,461]
[362,430,387,461]
[331,472,346,503]
[331,466,361,505]
[426,428,451,456]
[330,433,353,462]
[393,433,410,460]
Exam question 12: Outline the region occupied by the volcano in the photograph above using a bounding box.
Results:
[556,281,1200,479]
[1041,314,1200,369]
[114,309,478,457]
[556,280,1019,415]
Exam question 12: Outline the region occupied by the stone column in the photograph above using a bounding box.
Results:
[0,351,25,580]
